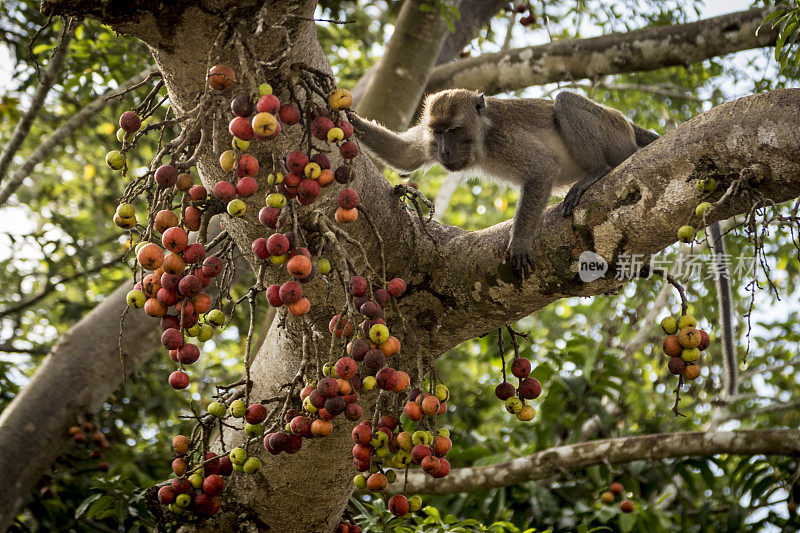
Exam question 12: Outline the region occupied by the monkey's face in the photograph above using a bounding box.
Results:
[431,126,476,171]
[425,90,486,172]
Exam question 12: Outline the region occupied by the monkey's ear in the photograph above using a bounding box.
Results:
[475,93,486,114]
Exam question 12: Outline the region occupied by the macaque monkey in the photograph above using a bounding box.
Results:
[348,89,658,276]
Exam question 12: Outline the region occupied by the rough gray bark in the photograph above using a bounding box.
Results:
[350,0,507,110]
[426,6,780,95]
[393,429,800,494]
[0,227,230,533]
[0,282,160,530]
[17,1,800,531]
[436,0,508,65]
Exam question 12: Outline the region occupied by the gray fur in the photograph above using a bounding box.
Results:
[349,89,658,276]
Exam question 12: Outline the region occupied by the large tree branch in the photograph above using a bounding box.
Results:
[354,0,457,129]
[425,6,779,95]
[0,18,75,187]
[409,89,800,356]
[350,0,507,107]
[30,1,800,531]
[0,282,160,530]
[0,226,234,532]
[393,429,800,495]
[0,69,154,208]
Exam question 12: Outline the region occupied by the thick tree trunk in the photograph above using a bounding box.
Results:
[29,1,800,531]
[0,282,160,532]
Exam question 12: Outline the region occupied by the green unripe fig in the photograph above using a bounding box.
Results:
[126,289,146,309]
[409,495,422,512]
[303,396,317,413]
[227,198,246,217]
[258,83,273,96]
[353,474,367,489]
[116,203,135,218]
[677,225,695,243]
[116,128,135,144]
[396,449,412,465]
[696,179,707,193]
[703,177,717,193]
[230,399,246,418]
[266,193,287,209]
[245,423,262,437]
[505,397,523,414]
[681,347,701,363]
[186,324,200,337]
[243,457,262,474]
[105,150,125,170]
[269,254,287,266]
[371,431,388,447]
[229,447,247,465]
[267,172,284,185]
[232,137,250,152]
[695,202,711,218]
[369,323,390,345]
[322,362,335,377]
[411,431,427,446]
[188,473,203,489]
[435,384,450,402]
[375,446,388,458]
[175,493,191,507]
[660,316,678,335]
[438,428,450,437]
[386,469,397,483]
[232,462,243,472]
[677,315,697,329]
[207,309,225,327]
[207,401,226,418]
[197,324,214,342]
[362,376,377,391]
[317,259,331,274]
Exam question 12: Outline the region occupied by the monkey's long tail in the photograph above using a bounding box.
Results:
[631,123,659,148]
[709,221,738,398]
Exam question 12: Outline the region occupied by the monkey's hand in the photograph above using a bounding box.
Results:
[505,242,534,279]
[345,110,365,133]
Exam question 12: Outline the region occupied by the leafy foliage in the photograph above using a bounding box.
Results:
[2,0,800,531]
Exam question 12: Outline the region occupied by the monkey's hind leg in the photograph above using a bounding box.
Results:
[553,91,638,217]
[561,167,610,217]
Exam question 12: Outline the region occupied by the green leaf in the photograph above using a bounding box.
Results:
[31,43,52,55]
[75,493,103,519]
[619,512,637,533]
[87,495,115,520]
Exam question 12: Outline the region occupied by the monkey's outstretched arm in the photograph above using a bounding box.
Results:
[349,114,431,172]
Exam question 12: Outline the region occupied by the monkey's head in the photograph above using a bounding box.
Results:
[423,90,487,172]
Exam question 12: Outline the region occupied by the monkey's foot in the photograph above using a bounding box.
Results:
[561,184,587,217]
[505,248,534,279]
